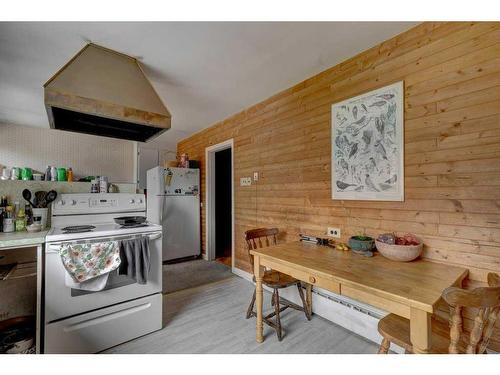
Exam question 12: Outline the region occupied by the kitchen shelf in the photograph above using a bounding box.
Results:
[0,262,37,281]
[0,263,16,280]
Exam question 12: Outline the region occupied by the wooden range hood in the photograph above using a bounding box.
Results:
[44,43,171,142]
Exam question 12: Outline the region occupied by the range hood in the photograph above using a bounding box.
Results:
[44,43,171,142]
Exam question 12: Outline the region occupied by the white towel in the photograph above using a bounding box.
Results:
[64,271,110,292]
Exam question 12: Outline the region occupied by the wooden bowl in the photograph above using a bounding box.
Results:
[375,240,423,262]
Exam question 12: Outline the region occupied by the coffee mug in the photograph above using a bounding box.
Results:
[11,167,20,180]
[57,168,67,181]
[1,167,11,180]
[21,167,33,180]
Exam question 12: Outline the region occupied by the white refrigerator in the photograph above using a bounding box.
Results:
[147,166,200,262]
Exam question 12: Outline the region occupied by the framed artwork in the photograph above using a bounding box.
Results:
[331,81,404,201]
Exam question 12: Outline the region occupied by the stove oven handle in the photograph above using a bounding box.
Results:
[148,232,162,241]
[46,245,60,254]
[45,232,162,253]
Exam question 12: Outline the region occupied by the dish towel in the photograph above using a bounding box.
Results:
[118,237,150,284]
[59,241,121,291]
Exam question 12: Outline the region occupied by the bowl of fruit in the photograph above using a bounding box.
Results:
[375,233,423,262]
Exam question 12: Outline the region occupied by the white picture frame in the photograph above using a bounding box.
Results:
[331,81,404,201]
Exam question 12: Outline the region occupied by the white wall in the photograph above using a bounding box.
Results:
[0,123,136,182]
[137,147,177,168]
[159,149,177,166]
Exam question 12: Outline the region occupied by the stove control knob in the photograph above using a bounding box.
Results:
[70,199,77,206]
[129,199,135,204]
[58,200,65,206]
[138,199,143,204]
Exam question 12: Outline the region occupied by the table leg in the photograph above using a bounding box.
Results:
[410,307,432,353]
[306,283,313,317]
[254,256,264,343]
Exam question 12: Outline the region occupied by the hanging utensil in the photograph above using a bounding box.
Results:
[22,189,36,207]
[44,190,58,207]
[34,191,47,208]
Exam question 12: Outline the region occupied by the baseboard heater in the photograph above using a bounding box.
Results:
[306,287,497,354]
[233,267,403,353]
[312,287,384,319]
[280,284,407,353]
[234,268,497,354]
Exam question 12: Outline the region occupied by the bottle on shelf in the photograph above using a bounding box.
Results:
[45,166,52,181]
[13,201,20,218]
[50,166,57,181]
[67,167,73,182]
[99,176,108,193]
[0,207,4,232]
[0,196,7,232]
[91,178,99,193]
[3,206,15,233]
[25,204,33,226]
[15,206,26,232]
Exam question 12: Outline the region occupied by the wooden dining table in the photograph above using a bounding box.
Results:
[250,241,468,353]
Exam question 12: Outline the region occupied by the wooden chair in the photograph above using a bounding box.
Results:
[245,228,311,341]
[377,272,500,354]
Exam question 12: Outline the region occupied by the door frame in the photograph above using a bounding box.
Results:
[205,139,235,270]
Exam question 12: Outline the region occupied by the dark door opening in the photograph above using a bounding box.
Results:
[214,147,232,267]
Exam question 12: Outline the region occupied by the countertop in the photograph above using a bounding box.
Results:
[0,230,49,250]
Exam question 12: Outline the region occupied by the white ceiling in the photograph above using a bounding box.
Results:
[0,22,416,150]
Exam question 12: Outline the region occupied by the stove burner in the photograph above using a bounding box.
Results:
[62,225,96,233]
[118,223,149,229]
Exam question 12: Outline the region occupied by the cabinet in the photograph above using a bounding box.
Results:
[0,231,47,353]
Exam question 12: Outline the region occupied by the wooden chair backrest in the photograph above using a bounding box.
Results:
[245,228,279,272]
[442,273,500,354]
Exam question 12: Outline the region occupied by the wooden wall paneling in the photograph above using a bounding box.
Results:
[178,22,500,351]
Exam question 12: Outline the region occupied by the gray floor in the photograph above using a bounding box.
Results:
[106,275,379,354]
[162,259,233,294]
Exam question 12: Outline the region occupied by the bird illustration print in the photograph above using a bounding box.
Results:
[331,81,404,200]
[365,174,379,192]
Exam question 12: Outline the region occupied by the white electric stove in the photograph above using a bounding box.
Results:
[47,222,162,242]
[44,193,163,354]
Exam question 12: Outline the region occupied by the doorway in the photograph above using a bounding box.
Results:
[214,148,232,266]
[205,139,234,270]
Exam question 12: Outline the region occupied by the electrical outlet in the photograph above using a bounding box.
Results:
[327,227,341,238]
[253,172,259,181]
[240,177,252,186]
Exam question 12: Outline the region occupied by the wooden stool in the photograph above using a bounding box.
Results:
[377,272,500,354]
[245,228,311,341]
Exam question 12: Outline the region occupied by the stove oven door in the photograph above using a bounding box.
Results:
[44,232,162,323]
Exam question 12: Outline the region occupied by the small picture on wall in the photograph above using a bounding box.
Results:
[331,81,404,201]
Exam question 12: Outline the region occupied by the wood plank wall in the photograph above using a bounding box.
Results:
[178,22,500,350]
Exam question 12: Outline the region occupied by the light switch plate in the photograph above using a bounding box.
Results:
[253,172,259,181]
[240,177,252,186]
